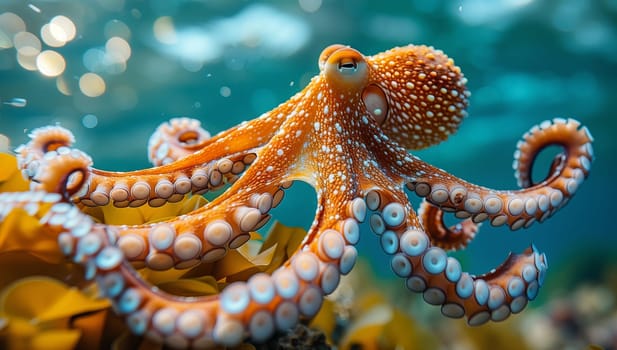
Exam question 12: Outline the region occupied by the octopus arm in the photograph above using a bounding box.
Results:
[405,118,593,230]
[362,188,547,325]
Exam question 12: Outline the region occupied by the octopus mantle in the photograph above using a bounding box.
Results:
[0,44,594,348]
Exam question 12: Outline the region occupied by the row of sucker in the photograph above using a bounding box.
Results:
[0,192,367,347]
[117,186,285,271]
[364,189,547,325]
[148,117,212,166]
[78,152,256,208]
[405,119,593,230]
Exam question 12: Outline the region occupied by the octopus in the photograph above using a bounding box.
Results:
[0,44,594,348]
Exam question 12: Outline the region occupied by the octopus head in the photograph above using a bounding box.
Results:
[318,44,470,150]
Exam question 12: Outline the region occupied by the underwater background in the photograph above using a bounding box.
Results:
[0,1,615,349]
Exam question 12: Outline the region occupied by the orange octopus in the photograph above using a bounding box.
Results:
[0,44,594,347]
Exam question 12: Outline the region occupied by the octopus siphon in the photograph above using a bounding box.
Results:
[0,44,594,347]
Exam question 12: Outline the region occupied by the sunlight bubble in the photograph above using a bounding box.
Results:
[153,16,176,45]
[56,75,71,96]
[82,114,98,128]
[16,51,37,71]
[83,48,106,72]
[220,86,231,97]
[79,73,106,97]
[41,23,66,47]
[13,31,41,56]
[49,15,76,43]
[0,12,26,49]
[36,50,66,77]
[106,36,131,61]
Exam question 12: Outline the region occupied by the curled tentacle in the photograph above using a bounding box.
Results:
[513,118,593,188]
[148,117,212,166]
[406,118,593,229]
[417,199,479,251]
[363,189,546,325]
[28,146,92,200]
[16,125,75,180]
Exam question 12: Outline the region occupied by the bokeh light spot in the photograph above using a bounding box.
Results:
[41,23,66,47]
[56,75,72,96]
[220,86,231,97]
[82,114,98,128]
[13,31,41,56]
[153,16,176,44]
[105,36,131,61]
[83,48,106,72]
[36,50,66,77]
[79,73,106,97]
[0,12,26,49]
[16,51,37,71]
[49,15,76,43]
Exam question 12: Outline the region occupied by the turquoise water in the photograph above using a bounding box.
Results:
[0,0,615,307]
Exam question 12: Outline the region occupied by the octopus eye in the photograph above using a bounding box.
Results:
[338,57,358,73]
[321,45,368,89]
[362,84,389,125]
